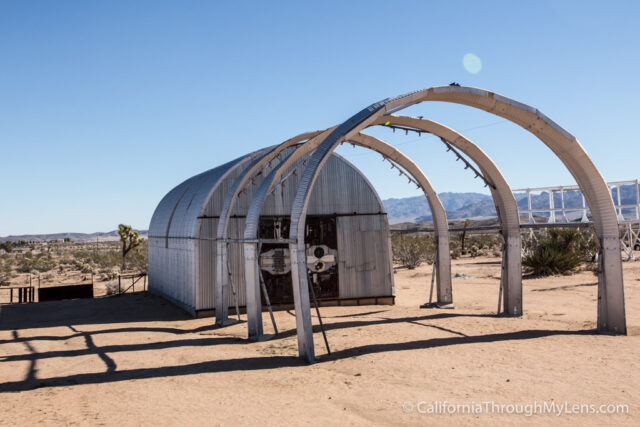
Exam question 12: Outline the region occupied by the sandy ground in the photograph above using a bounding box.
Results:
[0,256,638,426]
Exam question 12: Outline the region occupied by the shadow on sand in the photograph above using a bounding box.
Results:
[0,293,596,393]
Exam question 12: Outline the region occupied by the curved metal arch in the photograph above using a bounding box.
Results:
[347,132,452,304]
[374,115,522,316]
[240,127,337,337]
[242,115,523,341]
[289,86,625,362]
[241,130,451,339]
[213,130,325,325]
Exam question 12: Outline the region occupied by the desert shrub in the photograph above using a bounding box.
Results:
[469,233,502,251]
[16,258,32,273]
[100,268,119,280]
[80,263,94,274]
[469,244,482,257]
[522,228,597,276]
[453,232,502,257]
[17,253,56,273]
[105,281,119,296]
[0,256,14,285]
[391,234,434,269]
[72,248,121,271]
[449,239,462,259]
[126,240,148,273]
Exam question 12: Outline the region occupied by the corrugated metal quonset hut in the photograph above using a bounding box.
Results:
[148,147,395,317]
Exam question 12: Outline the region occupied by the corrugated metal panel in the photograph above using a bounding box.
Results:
[203,146,298,218]
[195,217,248,311]
[148,236,197,314]
[148,177,196,238]
[336,215,393,299]
[150,146,389,313]
[203,152,383,219]
[167,156,250,239]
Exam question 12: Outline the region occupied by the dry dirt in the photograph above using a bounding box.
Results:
[1,255,638,426]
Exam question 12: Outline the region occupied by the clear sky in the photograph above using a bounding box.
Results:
[1,0,639,235]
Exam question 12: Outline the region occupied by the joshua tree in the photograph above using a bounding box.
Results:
[460,218,471,254]
[0,241,13,253]
[118,224,142,270]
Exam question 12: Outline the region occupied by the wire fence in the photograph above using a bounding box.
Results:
[0,272,148,305]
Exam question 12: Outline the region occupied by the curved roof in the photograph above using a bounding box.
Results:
[148,149,266,241]
[149,148,384,242]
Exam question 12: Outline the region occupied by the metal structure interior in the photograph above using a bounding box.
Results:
[282,85,626,362]
[148,148,394,318]
[150,85,627,365]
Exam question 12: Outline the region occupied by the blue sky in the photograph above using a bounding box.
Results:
[1,0,639,235]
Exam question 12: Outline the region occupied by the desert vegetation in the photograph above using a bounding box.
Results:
[391,233,435,269]
[0,225,148,292]
[391,229,503,269]
[392,223,598,276]
[522,228,597,276]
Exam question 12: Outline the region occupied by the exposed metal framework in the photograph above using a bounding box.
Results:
[149,144,390,318]
[241,131,452,340]
[214,131,324,325]
[514,179,640,260]
[375,115,522,317]
[383,123,496,190]
[234,113,538,343]
[286,85,626,362]
[152,85,627,366]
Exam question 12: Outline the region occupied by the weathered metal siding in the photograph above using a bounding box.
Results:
[148,154,256,312]
[336,214,394,298]
[150,148,391,314]
[196,217,248,311]
[201,152,383,218]
[148,236,197,314]
[148,177,196,241]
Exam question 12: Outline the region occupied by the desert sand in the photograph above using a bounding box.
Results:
[1,255,638,426]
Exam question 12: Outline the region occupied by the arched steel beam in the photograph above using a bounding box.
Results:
[213,130,324,326]
[289,86,625,362]
[241,129,450,340]
[373,115,522,316]
[241,115,522,340]
[348,133,452,305]
[242,127,337,338]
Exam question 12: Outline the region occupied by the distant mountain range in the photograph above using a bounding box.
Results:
[383,183,639,224]
[2,184,637,239]
[383,192,496,224]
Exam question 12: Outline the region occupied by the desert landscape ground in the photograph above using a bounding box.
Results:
[1,254,638,426]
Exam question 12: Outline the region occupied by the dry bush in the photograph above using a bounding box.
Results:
[105,281,119,296]
[449,239,462,259]
[17,252,56,273]
[126,240,148,273]
[73,248,121,271]
[391,233,435,269]
[0,255,14,285]
[522,228,597,276]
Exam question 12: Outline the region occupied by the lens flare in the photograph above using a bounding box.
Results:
[463,53,482,74]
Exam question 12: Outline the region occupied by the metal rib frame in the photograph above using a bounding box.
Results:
[288,86,625,362]
[240,128,451,339]
[375,115,523,317]
[213,131,323,326]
